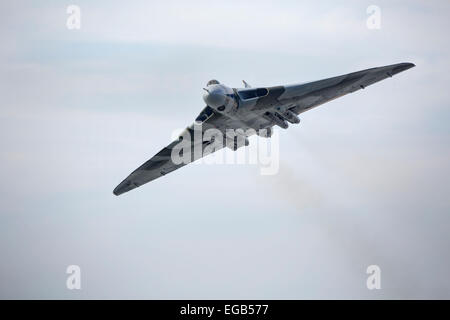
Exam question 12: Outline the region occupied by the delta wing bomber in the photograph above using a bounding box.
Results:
[113,62,415,195]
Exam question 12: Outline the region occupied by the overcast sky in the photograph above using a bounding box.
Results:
[1,0,449,299]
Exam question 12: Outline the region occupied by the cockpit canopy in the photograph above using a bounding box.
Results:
[206,79,220,86]
[237,87,269,100]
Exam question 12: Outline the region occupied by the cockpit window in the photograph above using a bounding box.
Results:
[237,88,269,100]
[207,79,220,86]
[195,106,214,123]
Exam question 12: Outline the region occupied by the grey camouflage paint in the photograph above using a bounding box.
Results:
[113,62,415,196]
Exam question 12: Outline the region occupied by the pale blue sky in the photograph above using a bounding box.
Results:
[0,0,449,299]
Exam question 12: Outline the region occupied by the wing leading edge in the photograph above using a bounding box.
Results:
[113,112,229,196]
[113,140,186,196]
[277,62,415,115]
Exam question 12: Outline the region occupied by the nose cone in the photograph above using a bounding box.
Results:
[203,88,226,108]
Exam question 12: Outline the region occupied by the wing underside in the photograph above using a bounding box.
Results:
[114,62,414,195]
[113,112,229,196]
[279,62,415,115]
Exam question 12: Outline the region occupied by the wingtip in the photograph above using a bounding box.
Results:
[113,182,126,196]
[113,179,137,196]
[389,62,416,76]
[113,187,122,196]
